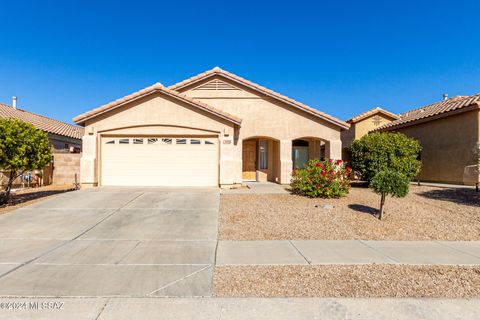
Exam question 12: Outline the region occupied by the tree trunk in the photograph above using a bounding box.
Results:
[378,193,386,220]
[0,170,17,206]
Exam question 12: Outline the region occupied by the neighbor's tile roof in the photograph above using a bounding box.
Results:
[347,107,399,124]
[0,103,84,140]
[376,94,480,131]
[73,82,242,126]
[169,67,350,129]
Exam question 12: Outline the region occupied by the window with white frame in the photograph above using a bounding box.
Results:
[259,140,268,169]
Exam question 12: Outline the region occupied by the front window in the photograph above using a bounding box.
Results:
[292,147,309,169]
[259,140,268,169]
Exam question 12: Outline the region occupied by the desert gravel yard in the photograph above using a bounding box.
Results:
[0,185,75,215]
[214,265,480,298]
[219,185,480,240]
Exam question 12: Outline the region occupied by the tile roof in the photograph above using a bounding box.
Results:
[0,103,84,140]
[376,94,480,131]
[169,67,350,129]
[347,107,399,123]
[73,82,242,126]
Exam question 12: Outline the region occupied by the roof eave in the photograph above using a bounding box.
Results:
[170,71,349,130]
[73,88,242,127]
[374,103,480,132]
[347,108,399,124]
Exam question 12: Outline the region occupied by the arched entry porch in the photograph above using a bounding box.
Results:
[292,137,327,169]
[242,137,280,182]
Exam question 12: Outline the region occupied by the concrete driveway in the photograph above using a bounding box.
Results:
[0,186,219,297]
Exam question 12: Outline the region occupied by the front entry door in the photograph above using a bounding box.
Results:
[242,140,257,180]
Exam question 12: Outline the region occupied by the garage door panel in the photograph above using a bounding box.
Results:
[101,137,219,186]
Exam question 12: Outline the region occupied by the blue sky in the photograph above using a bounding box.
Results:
[1,0,479,125]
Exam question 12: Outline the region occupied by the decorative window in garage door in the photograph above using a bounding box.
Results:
[147,138,158,144]
[105,138,217,145]
[176,138,187,145]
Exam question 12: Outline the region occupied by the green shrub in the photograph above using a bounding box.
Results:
[370,169,410,219]
[291,159,351,198]
[349,132,422,182]
[0,119,53,205]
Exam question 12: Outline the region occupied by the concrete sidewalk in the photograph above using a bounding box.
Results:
[0,297,478,320]
[216,240,480,265]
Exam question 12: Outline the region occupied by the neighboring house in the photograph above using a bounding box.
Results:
[73,67,349,188]
[0,100,84,152]
[0,100,84,187]
[341,107,399,159]
[375,94,480,185]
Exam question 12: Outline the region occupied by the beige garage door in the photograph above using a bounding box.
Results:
[101,137,219,186]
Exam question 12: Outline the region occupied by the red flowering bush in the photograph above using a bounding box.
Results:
[290,159,351,198]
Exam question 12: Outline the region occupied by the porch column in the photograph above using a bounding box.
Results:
[279,139,293,184]
[80,134,97,188]
[325,139,342,160]
[311,139,321,159]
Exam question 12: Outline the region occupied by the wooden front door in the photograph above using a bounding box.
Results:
[242,140,257,180]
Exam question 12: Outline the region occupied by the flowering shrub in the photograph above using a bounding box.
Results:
[290,159,351,198]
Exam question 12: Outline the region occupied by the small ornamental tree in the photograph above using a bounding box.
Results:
[370,169,410,220]
[291,159,351,198]
[0,119,53,206]
[349,132,422,182]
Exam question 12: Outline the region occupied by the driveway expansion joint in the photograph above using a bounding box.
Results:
[0,188,220,297]
[147,265,212,296]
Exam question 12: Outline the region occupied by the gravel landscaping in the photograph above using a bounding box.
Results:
[0,185,75,215]
[219,185,480,240]
[214,265,480,298]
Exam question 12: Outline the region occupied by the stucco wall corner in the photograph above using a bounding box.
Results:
[325,139,342,160]
[219,137,242,185]
[279,140,293,184]
[80,135,97,185]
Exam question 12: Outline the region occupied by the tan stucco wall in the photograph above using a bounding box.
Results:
[181,76,341,142]
[387,109,480,184]
[80,92,236,187]
[341,112,397,161]
[341,112,397,148]
[179,76,344,184]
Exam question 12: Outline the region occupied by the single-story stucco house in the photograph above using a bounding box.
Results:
[0,99,83,152]
[375,94,480,185]
[0,98,84,186]
[73,67,349,188]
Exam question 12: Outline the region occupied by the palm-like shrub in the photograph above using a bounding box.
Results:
[291,159,351,198]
